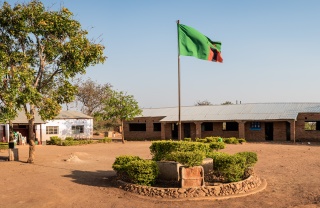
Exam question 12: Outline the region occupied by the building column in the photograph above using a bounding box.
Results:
[161,122,166,140]
[194,122,202,139]
[5,124,9,142]
[237,121,246,139]
[290,120,296,143]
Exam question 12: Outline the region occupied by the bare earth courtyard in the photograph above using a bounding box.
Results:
[1,141,320,208]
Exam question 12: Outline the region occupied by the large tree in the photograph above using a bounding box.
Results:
[0,1,105,163]
[97,89,142,143]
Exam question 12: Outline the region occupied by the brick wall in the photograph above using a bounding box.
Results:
[124,117,163,140]
[296,113,320,142]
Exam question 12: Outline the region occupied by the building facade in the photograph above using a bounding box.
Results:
[1,110,93,144]
[124,103,320,142]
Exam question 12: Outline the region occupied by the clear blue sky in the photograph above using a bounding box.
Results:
[3,0,320,108]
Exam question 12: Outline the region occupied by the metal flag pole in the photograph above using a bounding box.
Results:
[177,20,182,141]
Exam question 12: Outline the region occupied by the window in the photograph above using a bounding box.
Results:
[129,123,146,131]
[46,126,59,134]
[153,123,161,131]
[201,122,213,131]
[72,125,84,134]
[250,122,261,130]
[304,121,320,131]
[222,122,238,131]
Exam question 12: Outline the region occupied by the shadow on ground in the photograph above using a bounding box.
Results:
[63,170,117,187]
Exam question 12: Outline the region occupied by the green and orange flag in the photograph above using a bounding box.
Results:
[178,24,223,63]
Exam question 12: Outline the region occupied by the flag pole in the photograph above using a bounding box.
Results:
[177,20,182,141]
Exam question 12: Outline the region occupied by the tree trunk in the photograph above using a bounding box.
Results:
[121,120,125,144]
[27,108,35,163]
[9,120,14,142]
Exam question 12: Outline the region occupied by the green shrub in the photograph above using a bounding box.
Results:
[149,141,211,161]
[61,140,77,146]
[206,151,229,160]
[209,142,226,151]
[165,150,206,167]
[196,138,207,143]
[183,138,192,142]
[223,137,239,144]
[238,138,246,144]
[49,136,61,145]
[235,152,258,168]
[213,153,246,182]
[99,137,112,143]
[127,160,159,186]
[205,137,218,143]
[112,155,142,172]
[65,137,74,141]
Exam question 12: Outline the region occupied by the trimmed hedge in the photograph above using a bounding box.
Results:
[112,155,158,186]
[234,151,258,168]
[165,150,206,167]
[127,160,159,186]
[150,141,211,161]
[112,155,142,172]
[209,142,226,151]
[206,151,258,182]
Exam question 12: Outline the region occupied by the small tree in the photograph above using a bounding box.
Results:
[195,100,212,106]
[97,90,142,143]
[74,78,112,116]
[221,101,233,105]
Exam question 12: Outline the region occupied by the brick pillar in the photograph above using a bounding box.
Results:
[237,121,246,139]
[194,122,202,139]
[161,122,166,140]
[290,120,296,143]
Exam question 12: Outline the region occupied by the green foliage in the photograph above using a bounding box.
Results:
[196,138,207,143]
[207,151,257,182]
[61,140,79,146]
[212,153,246,182]
[238,138,246,144]
[0,1,106,145]
[96,89,142,143]
[127,160,159,186]
[223,137,239,144]
[98,89,142,122]
[49,136,62,145]
[205,137,218,143]
[98,137,112,143]
[149,141,211,161]
[65,137,74,141]
[112,155,142,172]
[209,142,226,151]
[234,152,258,168]
[183,138,192,142]
[165,150,206,167]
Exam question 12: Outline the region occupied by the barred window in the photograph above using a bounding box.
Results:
[250,122,261,130]
[72,125,84,134]
[46,126,59,134]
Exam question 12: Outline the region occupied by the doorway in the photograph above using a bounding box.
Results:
[171,123,178,140]
[183,123,191,138]
[286,122,291,141]
[265,122,273,141]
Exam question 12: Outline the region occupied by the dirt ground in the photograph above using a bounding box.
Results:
[1,141,320,208]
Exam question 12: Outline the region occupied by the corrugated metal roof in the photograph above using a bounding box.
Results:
[55,111,92,119]
[139,103,320,122]
[12,111,46,124]
[9,110,92,124]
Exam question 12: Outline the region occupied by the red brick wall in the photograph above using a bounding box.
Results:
[296,113,320,142]
[124,117,163,140]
